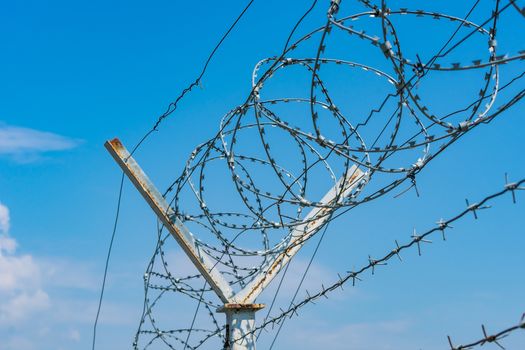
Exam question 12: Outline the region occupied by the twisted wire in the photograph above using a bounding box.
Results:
[125,1,525,348]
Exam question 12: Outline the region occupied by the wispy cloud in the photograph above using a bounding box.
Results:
[0,200,135,350]
[0,202,50,325]
[0,202,10,233]
[0,124,81,161]
[282,318,413,350]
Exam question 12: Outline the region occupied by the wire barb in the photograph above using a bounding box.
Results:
[113,0,525,348]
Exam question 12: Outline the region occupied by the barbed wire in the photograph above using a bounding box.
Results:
[231,176,525,343]
[114,0,525,349]
[447,313,525,350]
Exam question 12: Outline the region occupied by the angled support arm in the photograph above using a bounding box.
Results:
[105,138,234,303]
[233,165,367,304]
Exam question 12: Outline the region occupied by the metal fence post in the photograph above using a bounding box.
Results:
[217,304,265,350]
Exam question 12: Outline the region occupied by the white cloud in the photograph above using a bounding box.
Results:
[0,252,41,292]
[283,319,412,350]
[0,124,80,160]
[274,257,343,298]
[0,201,136,350]
[3,336,35,350]
[0,289,50,323]
[68,329,81,342]
[50,298,137,326]
[0,234,16,255]
[0,202,50,325]
[0,202,10,233]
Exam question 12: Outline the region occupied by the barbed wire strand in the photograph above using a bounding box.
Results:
[447,313,525,350]
[128,0,257,158]
[232,176,525,342]
[97,0,525,348]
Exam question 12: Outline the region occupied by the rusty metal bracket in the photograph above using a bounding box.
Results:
[104,138,234,303]
[105,138,366,306]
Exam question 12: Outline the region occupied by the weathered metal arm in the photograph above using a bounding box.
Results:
[104,138,235,303]
[105,137,365,307]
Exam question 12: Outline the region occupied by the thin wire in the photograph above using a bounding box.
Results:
[120,0,525,347]
[242,177,525,338]
[256,0,320,337]
[282,0,319,52]
[92,172,125,350]
[256,253,292,339]
[183,281,208,350]
[129,0,256,157]
[269,221,331,350]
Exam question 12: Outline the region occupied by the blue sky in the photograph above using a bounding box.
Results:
[0,1,524,349]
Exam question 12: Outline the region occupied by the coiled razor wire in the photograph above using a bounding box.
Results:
[129,0,525,349]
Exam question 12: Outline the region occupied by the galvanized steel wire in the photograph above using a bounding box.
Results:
[99,0,525,348]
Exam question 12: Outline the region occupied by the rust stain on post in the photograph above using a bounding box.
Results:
[104,138,234,303]
[217,304,265,313]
